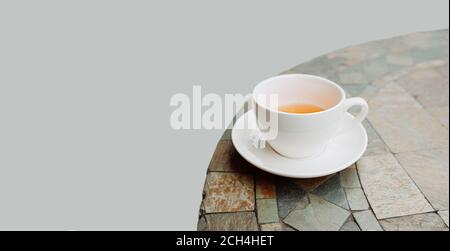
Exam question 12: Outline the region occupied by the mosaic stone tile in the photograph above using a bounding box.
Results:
[256,174,276,199]
[342,85,379,102]
[279,69,300,75]
[357,154,433,219]
[279,221,297,231]
[292,174,334,192]
[384,36,409,54]
[340,216,361,231]
[289,55,342,79]
[358,85,380,101]
[345,188,369,211]
[380,213,448,231]
[283,194,350,231]
[396,67,449,108]
[396,148,449,210]
[203,172,255,213]
[415,59,448,70]
[342,84,368,98]
[220,129,232,140]
[260,223,283,231]
[368,83,449,153]
[208,140,255,173]
[329,41,385,65]
[436,62,449,78]
[362,119,391,157]
[411,47,449,63]
[338,71,368,85]
[353,210,383,231]
[276,179,307,218]
[438,210,449,227]
[199,201,205,216]
[402,31,441,49]
[197,212,259,231]
[427,106,449,129]
[363,56,391,82]
[312,174,349,210]
[341,84,379,101]
[256,199,279,224]
[340,165,361,188]
[386,52,414,66]
[198,30,449,231]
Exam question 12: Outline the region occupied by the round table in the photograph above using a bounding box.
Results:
[197,30,449,231]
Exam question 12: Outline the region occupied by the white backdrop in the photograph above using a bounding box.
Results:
[0,0,448,230]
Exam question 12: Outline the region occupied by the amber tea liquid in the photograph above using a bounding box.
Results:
[278,103,324,114]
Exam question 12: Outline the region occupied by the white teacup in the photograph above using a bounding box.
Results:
[251,74,368,159]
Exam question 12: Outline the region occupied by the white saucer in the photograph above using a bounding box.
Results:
[231,110,368,178]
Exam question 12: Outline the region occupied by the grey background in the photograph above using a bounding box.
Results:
[0,0,448,230]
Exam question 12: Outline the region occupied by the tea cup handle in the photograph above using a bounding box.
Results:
[344,97,369,123]
[243,96,267,149]
[250,129,266,149]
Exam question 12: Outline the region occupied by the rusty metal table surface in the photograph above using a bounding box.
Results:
[197,30,449,231]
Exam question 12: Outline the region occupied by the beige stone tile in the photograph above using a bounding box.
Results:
[438,210,449,227]
[396,68,449,108]
[260,223,283,231]
[203,172,255,213]
[436,62,449,78]
[396,148,449,210]
[380,213,448,231]
[427,106,449,129]
[368,83,449,153]
[357,153,433,219]
[386,52,413,66]
[402,32,437,49]
[362,119,391,157]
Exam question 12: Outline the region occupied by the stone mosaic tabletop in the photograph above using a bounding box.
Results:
[197,30,449,231]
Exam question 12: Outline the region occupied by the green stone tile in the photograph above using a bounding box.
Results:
[342,84,370,98]
[340,165,361,188]
[362,56,392,82]
[340,216,361,231]
[260,223,283,231]
[411,47,449,63]
[256,198,279,224]
[276,179,307,218]
[353,210,383,231]
[345,188,370,211]
[338,64,368,85]
[283,194,350,231]
[312,174,349,210]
